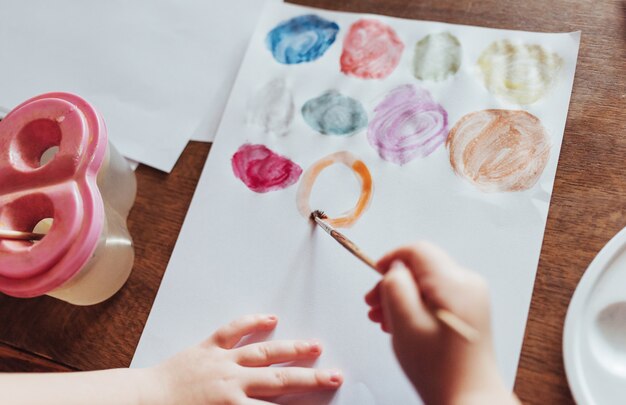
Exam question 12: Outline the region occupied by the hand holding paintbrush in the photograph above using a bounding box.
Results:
[311,210,518,404]
[310,209,479,343]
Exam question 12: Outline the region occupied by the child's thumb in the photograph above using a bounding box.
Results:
[380,261,430,334]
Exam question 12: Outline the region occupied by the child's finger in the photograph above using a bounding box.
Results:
[235,340,322,367]
[377,242,458,281]
[381,321,390,333]
[368,306,383,323]
[244,367,342,397]
[365,282,381,306]
[242,399,274,405]
[207,314,278,349]
[380,262,434,333]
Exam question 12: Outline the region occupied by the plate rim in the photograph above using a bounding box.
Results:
[563,226,626,405]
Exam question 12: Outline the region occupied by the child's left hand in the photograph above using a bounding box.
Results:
[150,314,343,405]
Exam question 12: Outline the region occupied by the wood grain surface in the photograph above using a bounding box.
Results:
[0,141,211,371]
[1,1,625,404]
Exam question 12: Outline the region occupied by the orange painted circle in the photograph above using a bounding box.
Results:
[296,151,373,228]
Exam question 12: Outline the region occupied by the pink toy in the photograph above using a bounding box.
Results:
[0,93,136,305]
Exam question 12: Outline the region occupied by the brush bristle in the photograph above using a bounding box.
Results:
[310,210,328,220]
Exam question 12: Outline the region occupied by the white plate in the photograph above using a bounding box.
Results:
[564,226,626,405]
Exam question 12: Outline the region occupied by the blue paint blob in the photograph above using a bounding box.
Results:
[302,90,368,136]
[266,14,339,64]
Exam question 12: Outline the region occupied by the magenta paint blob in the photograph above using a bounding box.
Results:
[231,144,302,193]
[367,85,448,165]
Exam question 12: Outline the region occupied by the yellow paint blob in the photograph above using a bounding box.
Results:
[478,39,563,105]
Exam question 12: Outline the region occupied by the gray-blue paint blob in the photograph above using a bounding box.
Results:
[301,91,368,136]
[266,14,339,65]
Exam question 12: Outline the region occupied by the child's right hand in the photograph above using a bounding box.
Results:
[366,242,520,405]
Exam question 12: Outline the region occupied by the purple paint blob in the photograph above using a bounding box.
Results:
[231,144,302,193]
[367,85,448,165]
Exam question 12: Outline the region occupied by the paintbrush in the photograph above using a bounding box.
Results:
[0,229,46,241]
[310,209,479,343]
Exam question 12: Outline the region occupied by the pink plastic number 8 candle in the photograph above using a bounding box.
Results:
[0,93,136,305]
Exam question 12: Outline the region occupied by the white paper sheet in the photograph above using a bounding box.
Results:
[0,0,272,172]
[190,0,283,143]
[132,3,580,403]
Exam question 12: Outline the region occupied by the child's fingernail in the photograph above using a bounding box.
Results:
[328,370,342,385]
[266,315,277,322]
[308,340,321,354]
[296,340,321,354]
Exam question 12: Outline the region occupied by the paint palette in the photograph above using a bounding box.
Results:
[564,227,626,405]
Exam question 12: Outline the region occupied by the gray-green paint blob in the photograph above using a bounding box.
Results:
[301,90,368,136]
[413,32,462,81]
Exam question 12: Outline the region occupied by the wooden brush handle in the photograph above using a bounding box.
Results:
[321,221,479,343]
[330,230,379,272]
[0,230,45,241]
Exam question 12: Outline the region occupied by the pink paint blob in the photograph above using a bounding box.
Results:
[367,85,448,165]
[340,19,404,79]
[231,144,302,193]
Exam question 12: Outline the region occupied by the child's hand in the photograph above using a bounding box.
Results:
[151,314,342,405]
[365,242,519,405]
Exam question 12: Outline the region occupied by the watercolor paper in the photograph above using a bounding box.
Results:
[133,3,580,404]
[0,0,274,171]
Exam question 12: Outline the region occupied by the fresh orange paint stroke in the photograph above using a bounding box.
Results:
[296,151,373,228]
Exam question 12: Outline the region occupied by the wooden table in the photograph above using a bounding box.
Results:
[1,1,624,403]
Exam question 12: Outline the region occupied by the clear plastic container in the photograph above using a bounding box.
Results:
[47,142,137,305]
[0,93,136,305]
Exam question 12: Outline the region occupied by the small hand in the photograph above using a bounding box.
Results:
[152,314,342,405]
[365,242,519,405]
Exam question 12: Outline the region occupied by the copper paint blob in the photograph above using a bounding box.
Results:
[447,110,550,192]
